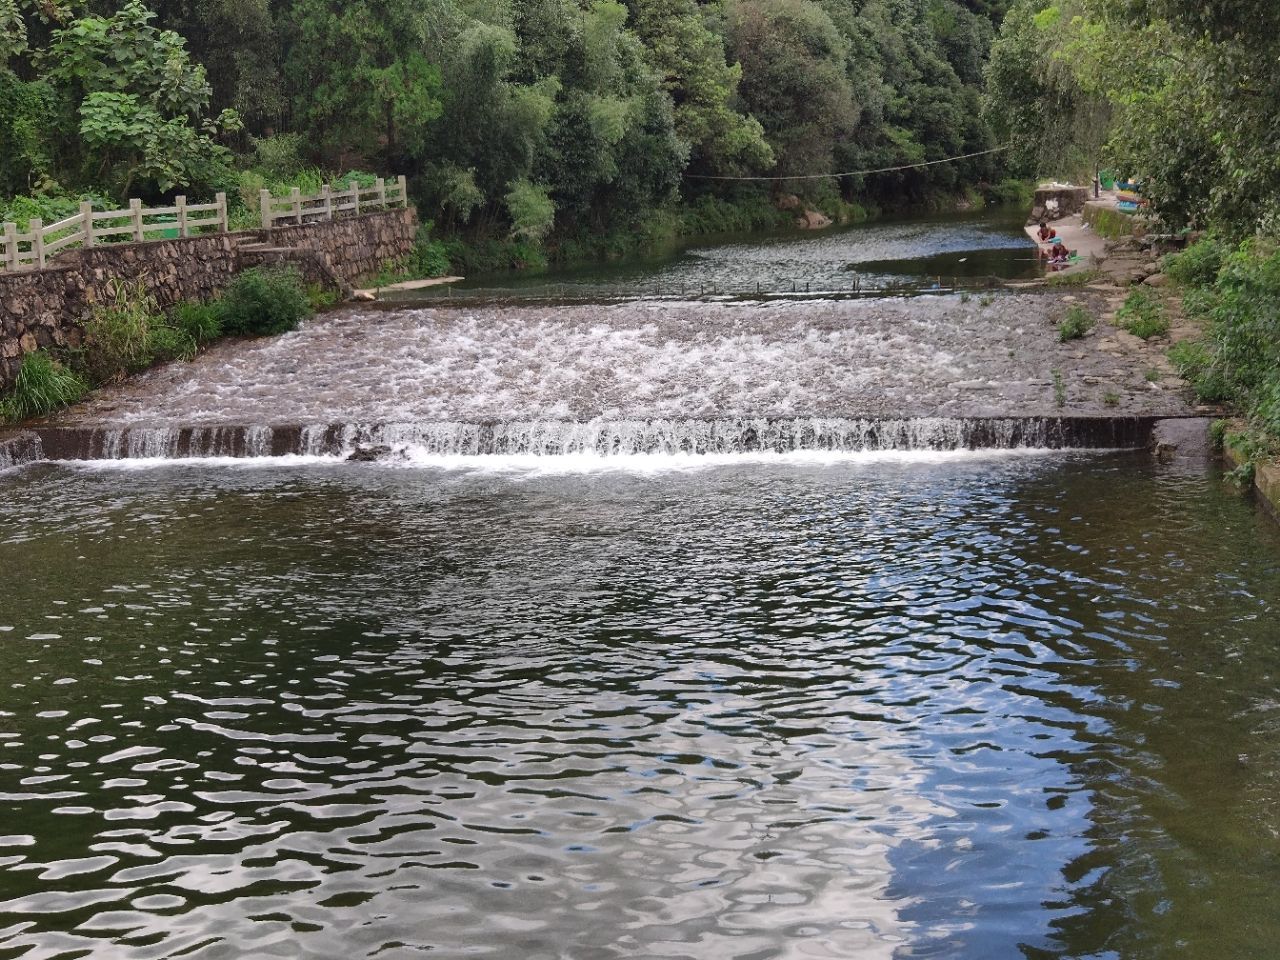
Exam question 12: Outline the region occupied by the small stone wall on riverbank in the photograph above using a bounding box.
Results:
[0,209,417,389]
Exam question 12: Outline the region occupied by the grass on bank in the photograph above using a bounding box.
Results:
[1116,288,1170,340]
[1058,304,1095,342]
[1163,237,1280,459]
[0,267,313,426]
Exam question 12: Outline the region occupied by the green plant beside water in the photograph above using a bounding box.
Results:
[217,267,312,337]
[0,352,89,423]
[75,280,196,384]
[1052,369,1066,408]
[1116,289,1169,340]
[1058,304,1094,341]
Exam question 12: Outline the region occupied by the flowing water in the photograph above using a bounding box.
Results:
[0,213,1273,959]
[0,453,1278,960]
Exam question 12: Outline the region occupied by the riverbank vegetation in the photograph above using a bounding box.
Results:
[0,267,312,425]
[986,0,1280,453]
[1,0,1022,273]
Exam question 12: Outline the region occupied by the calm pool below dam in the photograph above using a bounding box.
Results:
[1,451,1278,959]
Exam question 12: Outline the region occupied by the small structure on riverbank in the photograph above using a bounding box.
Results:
[1028,184,1089,225]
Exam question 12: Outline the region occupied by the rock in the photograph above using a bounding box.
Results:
[1143,273,1169,287]
[775,194,802,211]
[351,290,376,302]
[346,444,392,463]
[796,209,832,230]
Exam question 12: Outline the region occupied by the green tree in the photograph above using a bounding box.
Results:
[40,0,240,197]
[625,0,773,175]
[726,0,856,187]
[283,0,444,167]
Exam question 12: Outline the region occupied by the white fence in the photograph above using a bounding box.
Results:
[1,172,410,273]
[2,194,229,272]
[259,176,409,229]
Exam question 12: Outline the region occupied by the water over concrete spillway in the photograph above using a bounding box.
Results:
[24,292,1195,461]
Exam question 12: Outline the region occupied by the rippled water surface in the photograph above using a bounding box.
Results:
[438,211,1038,299]
[1,454,1278,959]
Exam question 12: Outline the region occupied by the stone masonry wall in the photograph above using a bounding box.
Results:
[0,209,417,389]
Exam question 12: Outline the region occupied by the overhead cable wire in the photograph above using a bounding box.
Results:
[681,144,1012,181]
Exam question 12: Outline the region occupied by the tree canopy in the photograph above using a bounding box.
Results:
[2,0,1017,244]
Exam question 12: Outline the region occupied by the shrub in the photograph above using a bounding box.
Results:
[407,222,451,278]
[1169,340,1229,403]
[1116,289,1169,339]
[170,301,223,344]
[76,280,166,383]
[217,267,312,336]
[1163,237,1226,288]
[1,351,88,421]
[1058,304,1095,341]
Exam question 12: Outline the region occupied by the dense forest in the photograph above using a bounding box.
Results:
[1,0,1016,258]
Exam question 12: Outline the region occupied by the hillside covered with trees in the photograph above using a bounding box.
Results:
[2,0,1014,260]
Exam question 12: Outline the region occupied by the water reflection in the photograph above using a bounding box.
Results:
[0,454,1277,958]
[435,211,1038,300]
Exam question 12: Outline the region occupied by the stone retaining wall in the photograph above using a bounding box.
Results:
[0,208,417,389]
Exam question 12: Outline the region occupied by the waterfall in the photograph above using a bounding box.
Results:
[28,416,1159,462]
[0,432,44,471]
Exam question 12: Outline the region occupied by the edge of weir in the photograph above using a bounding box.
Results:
[6,416,1182,464]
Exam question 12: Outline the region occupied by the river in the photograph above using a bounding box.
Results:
[1,213,1277,960]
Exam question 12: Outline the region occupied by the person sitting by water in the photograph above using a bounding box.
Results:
[1037,221,1056,242]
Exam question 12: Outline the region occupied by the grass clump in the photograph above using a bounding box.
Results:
[1052,369,1066,407]
[1058,304,1095,341]
[170,301,224,345]
[1163,237,1226,287]
[76,280,196,384]
[0,351,89,422]
[217,267,312,336]
[1169,340,1230,403]
[1116,288,1170,340]
[1102,390,1120,407]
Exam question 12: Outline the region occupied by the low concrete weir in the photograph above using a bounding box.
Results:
[22,416,1167,462]
[0,431,44,470]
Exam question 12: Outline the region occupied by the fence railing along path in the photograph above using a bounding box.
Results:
[1,174,409,273]
[258,176,408,229]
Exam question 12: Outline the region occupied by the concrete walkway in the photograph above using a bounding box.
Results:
[1023,215,1108,276]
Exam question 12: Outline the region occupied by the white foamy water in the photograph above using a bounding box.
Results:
[58,446,1078,477]
[52,296,1191,430]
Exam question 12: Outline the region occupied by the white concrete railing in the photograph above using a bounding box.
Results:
[258,175,409,229]
[1,173,410,273]
[1,194,229,273]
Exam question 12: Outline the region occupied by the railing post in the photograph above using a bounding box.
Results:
[322,184,333,221]
[176,195,188,237]
[375,177,385,209]
[350,180,361,215]
[30,219,44,269]
[216,192,228,233]
[130,197,144,242]
[80,202,95,247]
[260,189,273,230]
[291,186,302,225]
[3,222,16,271]
[397,175,407,207]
